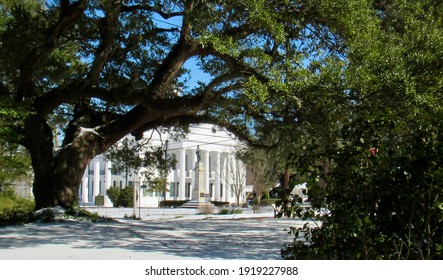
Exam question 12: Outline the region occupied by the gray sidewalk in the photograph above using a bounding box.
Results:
[86,205,276,220]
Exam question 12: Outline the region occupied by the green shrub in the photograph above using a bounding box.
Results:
[211,201,230,207]
[219,208,231,215]
[0,188,35,226]
[119,187,134,207]
[105,187,120,206]
[231,208,243,214]
[218,208,243,215]
[106,186,134,207]
[159,200,189,208]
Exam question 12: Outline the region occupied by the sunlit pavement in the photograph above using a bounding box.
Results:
[0,207,306,260]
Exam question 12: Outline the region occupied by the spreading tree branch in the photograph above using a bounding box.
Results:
[17,0,86,99]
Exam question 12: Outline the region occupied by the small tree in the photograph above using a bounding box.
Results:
[105,137,144,217]
[227,157,247,208]
[105,137,143,187]
[142,143,176,207]
[239,148,279,211]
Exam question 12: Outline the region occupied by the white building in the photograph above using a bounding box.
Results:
[79,124,251,208]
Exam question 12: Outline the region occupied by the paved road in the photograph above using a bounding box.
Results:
[0,207,306,260]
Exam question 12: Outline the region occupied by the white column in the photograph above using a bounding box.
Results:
[221,153,227,202]
[203,150,209,195]
[188,149,198,199]
[191,148,197,169]
[232,158,239,204]
[179,148,186,200]
[93,160,100,203]
[225,153,231,203]
[81,170,89,204]
[214,152,221,201]
[191,148,196,193]
[104,160,112,206]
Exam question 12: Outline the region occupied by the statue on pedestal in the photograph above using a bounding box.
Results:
[196,145,201,162]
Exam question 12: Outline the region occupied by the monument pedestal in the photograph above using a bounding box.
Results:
[181,161,214,212]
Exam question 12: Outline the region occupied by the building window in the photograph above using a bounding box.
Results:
[170,182,176,197]
[171,154,177,170]
[209,183,213,197]
[185,183,191,198]
[176,182,179,198]
[220,183,223,198]
[120,181,122,188]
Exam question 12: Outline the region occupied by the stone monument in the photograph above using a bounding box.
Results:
[182,146,215,212]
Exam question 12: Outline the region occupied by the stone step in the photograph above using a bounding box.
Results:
[181,201,215,213]
[181,200,213,208]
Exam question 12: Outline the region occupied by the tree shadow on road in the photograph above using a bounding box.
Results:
[0,218,303,260]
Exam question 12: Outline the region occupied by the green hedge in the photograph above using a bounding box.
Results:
[210,201,230,207]
[159,200,230,208]
[218,208,243,215]
[159,200,189,208]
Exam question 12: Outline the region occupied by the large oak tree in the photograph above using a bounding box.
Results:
[0,0,322,209]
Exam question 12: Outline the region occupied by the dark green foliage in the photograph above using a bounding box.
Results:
[159,200,189,208]
[218,208,242,215]
[0,188,35,226]
[106,186,134,208]
[218,208,231,215]
[279,0,443,260]
[211,201,230,207]
[0,143,32,191]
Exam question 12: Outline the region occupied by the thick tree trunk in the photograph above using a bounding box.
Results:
[32,148,91,209]
[24,115,103,210]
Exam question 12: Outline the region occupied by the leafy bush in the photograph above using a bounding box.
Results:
[231,208,243,214]
[218,208,231,215]
[210,201,230,207]
[159,200,189,208]
[218,208,243,215]
[0,188,35,226]
[106,186,134,207]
